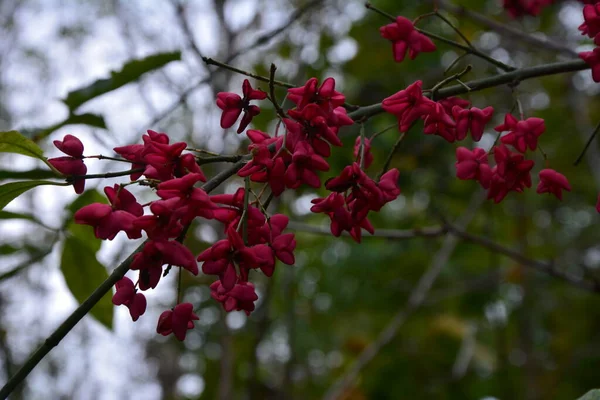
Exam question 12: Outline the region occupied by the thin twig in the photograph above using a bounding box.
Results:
[268,63,287,120]
[323,192,485,400]
[365,2,515,72]
[574,119,600,166]
[430,0,578,57]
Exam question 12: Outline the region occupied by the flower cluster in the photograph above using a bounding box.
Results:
[64,125,298,340]
[236,77,353,195]
[579,2,600,82]
[454,113,570,203]
[382,80,494,143]
[311,163,401,242]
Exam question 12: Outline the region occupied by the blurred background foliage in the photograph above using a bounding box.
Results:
[1,0,600,399]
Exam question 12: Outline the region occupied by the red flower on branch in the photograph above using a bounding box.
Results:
[580,48,600,82]
[48,134,87,194]
[379,16,436,62]
[216,79,267,133]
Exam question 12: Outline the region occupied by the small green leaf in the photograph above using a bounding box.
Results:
[0,180,67,211]
[578,390,600,400]
[63,51,181,111]
[0,131,55,170]
[60,231,113,329]
[0,244,19,255]
[0,169,60,180]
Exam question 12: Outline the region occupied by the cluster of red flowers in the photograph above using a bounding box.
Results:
[381,79,571,203]
[53,70,401,340]
[579,2,600,82]
[58,128,298,340]
[48,1,600,342]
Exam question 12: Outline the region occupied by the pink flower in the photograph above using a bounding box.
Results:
[216,79,267,133]
[486,145,534,203]
[536,169,571,200]
[452,106,494,142]
[382,81,433,132]
[287,77,345,113]
[455,147,492,189]
[496,114,545,153]
[380,16,436,62]
[156,303,199,341]
[112,277,146,321]
[579,3,600,39]
[48,134,87,194]
[74,185,143,240]
[53,134,84,157]
[210,280,258,315]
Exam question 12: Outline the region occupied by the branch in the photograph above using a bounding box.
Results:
[347,59,589,121]
[288,220,600,293]
[323,192,485,400]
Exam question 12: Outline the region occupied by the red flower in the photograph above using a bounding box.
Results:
[112,277,146,322]
[74,185,143,240]
[536,169,571,200]
[210,280,259,315]
[156,303,199,341]
[452,106,494,142]
[48,134,87,194]
[455,147,492,189]
[53,134,84,157]
[579,3,600,39]
[487,145,534,203]
[382,81,433,132]
[496,114,545,153]
[216,79,267,133]
[423,102,457,143]
[287,77,345,113]
[379,16,436,62]
[580,48,600,83]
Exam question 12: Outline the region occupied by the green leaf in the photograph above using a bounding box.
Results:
[0,180,67,211]
[0,210,44,225]
[0,244,19,255]
[63,51,181,111]
[0,169,59,180]
[0,130,56,170]
[60,228,113,329]
[27,112,107,142]
[578,390,600,400]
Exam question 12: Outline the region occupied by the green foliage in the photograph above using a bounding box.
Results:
[62,51,181,111]
[0,130,57,170]
[0,169,60,180]
[60,190,113,329]
[0,180,67,211]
